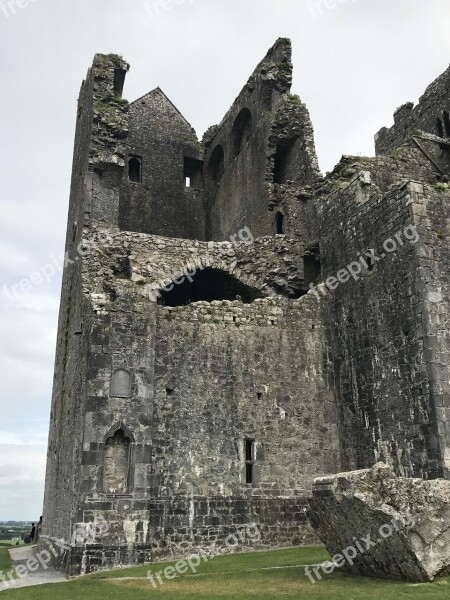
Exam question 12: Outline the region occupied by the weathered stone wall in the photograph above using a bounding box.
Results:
[41,53,132,561]
[203,38,320,241]
[375,64,450,155]
[148,496,317,562]
[316,146,447,479]
[41,56,104,549]
[153,296,338,497]
[42,43,450,578]
[55,228,338,574]
[413,183,450,476]
[118,89,205,239]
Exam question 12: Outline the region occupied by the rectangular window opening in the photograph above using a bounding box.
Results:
[184,157,204,189]
[245,439,255,484]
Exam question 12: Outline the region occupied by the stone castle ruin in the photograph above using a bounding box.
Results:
[41,38,450,575]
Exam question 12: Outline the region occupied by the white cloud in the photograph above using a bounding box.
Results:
[0,445,46,521]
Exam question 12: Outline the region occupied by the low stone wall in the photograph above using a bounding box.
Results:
[41,495,318,576]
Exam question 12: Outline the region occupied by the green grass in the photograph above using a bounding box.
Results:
[1,546,450,599]
[0,547,14,576]
[0,541,24,547]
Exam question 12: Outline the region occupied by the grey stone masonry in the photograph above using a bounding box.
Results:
[41,38,450,575]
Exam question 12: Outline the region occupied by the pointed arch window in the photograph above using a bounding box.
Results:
[103,427,132,494]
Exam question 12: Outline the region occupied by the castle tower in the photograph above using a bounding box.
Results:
[41,39,339,575]
[41,41,450,575]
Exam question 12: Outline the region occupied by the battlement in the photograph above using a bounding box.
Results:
[375,62,450,175]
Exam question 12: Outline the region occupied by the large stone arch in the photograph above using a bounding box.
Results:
[155,266,266,307]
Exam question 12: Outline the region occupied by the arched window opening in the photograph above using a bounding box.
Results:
[128,156,142,183]
[276,212,285,234]
[273,138,298,184]
[110,369,131,398]
[104,429,131,494]
[436,118,444,138]
[157,268,263,307]
[207,146,225,185]
[443,111,450,137]
[231,108,252,158]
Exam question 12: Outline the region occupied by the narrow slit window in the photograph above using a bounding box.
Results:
[245,439,255,484]
[276,212,284,234]
[246,463,253,485]
[436,118,444,138]
[364,250,375,273]
[444,111,450,137]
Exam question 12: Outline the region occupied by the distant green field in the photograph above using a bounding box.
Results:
[1,546,450,599]
[0,541,24,547]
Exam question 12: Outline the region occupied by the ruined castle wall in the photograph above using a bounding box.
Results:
[152,297,339,498]
[148,496,317,562]
[317,148,444,479]
[67,291,156,575]
[375,64,450,155]
[52,228,338,573]
[413,185,450,477]
[87,55,130,228]
[41,54,131,556]
[203,38,320,242]
[41,65,97,547]
[119,90,205,239]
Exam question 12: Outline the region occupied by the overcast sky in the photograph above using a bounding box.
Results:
[1,0,450,521]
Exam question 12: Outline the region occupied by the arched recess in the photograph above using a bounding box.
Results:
[157,267,264,307]
[207,145,225,185]
[103,423,134,495]
[128,156,142,183]
[110,369,131,398]
[276,211,285,234]
[231,108,252,158]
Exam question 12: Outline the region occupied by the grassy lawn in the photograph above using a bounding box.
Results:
[1,546,450,599]
[0,547,14,576]
[0,541,24,547]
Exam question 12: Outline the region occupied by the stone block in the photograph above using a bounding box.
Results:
[309,463,450,582]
